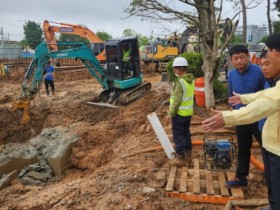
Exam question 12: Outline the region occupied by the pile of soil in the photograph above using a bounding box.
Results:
[0,68,267,210]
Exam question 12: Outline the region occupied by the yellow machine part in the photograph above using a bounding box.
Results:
[12,100,31,123]
[147,45,178,60]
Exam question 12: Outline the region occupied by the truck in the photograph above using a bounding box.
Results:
[13,37,151,123]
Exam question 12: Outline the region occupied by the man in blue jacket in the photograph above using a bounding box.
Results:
[44,61,56,95]
[226,45,266,188]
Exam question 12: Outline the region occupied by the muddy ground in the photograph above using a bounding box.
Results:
[0,68,267,210]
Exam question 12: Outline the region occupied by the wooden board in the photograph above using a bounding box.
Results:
[179,166,188,193]
[226,172,244,198]
[165,166,177,191]
[165,159,244,204]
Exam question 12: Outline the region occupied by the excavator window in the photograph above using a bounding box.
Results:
[91,43,105,56]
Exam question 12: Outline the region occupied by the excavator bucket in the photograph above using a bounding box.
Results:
[11,100,31,123]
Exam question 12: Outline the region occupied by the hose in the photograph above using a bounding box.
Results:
[124,139,264,172]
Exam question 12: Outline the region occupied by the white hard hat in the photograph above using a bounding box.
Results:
[172,57,188,67]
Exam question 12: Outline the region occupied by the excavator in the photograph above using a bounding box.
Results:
[140,28,197,74]
[43,20,106,62]
[12,37,151,123]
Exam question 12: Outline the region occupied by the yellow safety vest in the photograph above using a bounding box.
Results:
[170,78,194,116]
[122,49,131,62]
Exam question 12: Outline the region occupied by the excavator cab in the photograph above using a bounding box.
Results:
[105,37,141,80]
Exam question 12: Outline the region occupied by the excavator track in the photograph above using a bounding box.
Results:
[117,82,152,105]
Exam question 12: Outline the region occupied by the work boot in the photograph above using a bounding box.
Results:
[52,90,56,95]
[175,152,185,160]
[184,149,192,162]
[224,177,248,188]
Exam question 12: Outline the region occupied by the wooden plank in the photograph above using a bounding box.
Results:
[205,169,214,195]
[179,166,188,192]
[226,172,244,198]
[166,166,177,191]
[217,171,229,196]
[192,159,200,194]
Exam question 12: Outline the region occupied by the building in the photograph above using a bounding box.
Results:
[235,25,268,44]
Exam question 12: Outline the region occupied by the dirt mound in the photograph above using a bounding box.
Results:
[0,71,267,210]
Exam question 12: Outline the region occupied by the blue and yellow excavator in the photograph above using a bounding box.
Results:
[13,37,151,123]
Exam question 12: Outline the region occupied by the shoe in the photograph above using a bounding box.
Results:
[224,177,248,188]
[184,149,192,161]
[175,152,185,160]
[260,206,273,210]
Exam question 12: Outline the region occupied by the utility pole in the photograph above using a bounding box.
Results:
[0,27,3,47]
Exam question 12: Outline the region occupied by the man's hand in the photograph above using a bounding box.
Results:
[228,91,241,106]
[201,108,225,132]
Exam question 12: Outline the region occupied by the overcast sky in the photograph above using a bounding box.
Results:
[0,0,278,41]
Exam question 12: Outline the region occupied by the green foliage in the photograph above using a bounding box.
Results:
[258,35,269,43]
[273,21,280,33]
[96,31,112,41]
[23,21,43,50]
[18,39,28,51]
[122,28,148,47]
[166,52,203,81]
[123,28,140,37]
[138,36,149,46]
[166,52,227,99]
[58,34,89,50]
[213,78,228,99]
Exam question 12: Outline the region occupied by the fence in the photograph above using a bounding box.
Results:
[0,47,22,59]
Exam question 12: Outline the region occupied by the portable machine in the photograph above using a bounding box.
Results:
[203,134,237,171]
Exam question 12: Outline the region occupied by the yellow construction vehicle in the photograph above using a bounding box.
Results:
[140,37,179,73]
[140,28,196,74]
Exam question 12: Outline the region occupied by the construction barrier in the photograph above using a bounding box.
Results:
[194,77,205,107]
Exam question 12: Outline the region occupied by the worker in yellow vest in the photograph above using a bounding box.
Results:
[167,57,195,160]
[122,44,132,78]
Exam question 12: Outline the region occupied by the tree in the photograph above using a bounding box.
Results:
[241,0,247,43]
[58,34,90,50]
[96,31,112,41]
[125,0,263,108]
[125,0,241,108]
[138,36,149,46]
[123,28,139,37]
[228,0,262,43]
[267,0,273,35]
[274,0,280,16]
[273,20,280,33]
[23,21,43,50]
[18,39,28,52]
[122,28,149,46]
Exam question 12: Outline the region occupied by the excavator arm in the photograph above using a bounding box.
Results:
[19,41,109,101]
[43,20,106,62]
[13,37,151,123]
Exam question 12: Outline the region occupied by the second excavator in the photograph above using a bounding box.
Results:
[13,37,151,122]
[43,20,106,62]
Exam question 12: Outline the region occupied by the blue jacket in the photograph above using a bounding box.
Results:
[228,63,266,110]
[44,65,55,81]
